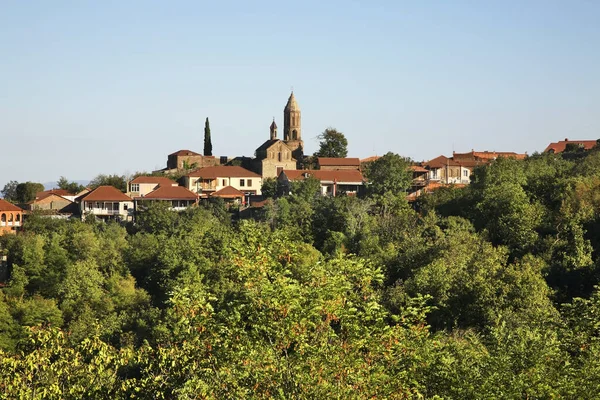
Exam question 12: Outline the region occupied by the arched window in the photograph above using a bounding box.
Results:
[292,130,298,140]
[278,152,282,162]
[8,214,13,222]
[1,214,5,222]
[16,214,20,222]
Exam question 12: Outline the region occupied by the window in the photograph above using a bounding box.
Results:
[222,179,227,186]
[1,214,5,222]
[247,179,252,187]
[463,170,469,177]
[278,152,282,162]
[130,183,140,192]
[240,179,245,187]
[432,170,438,179]
[123,204,128,211]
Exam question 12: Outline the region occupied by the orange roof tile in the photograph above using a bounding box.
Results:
[139,185,198,200]
[544,139,597,153]
[0,199,23,212]
[169,149,201,156]
[81,186,132,202]
[130,176,177,186]
[410,165,428,173]
[317,157,360,167]
[210,186,245,199]
[187,166,260,178]
[36,189,73,198]
[361,156,380,163]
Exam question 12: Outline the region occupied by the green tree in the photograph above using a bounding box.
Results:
[261,178,278,198]
[363,152,412,197]
[88,174,127,192]
[15,182,45,203]
[1,180,18,201]
[56,176,85,194]
[204,117,213,156]
[313,128,348,158]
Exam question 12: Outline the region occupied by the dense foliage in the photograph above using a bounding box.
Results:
[3,150,600,398]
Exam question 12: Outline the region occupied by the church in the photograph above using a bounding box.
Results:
[253,92,304,178]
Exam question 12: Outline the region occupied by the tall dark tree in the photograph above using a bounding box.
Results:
[1,180,18,202]
[15,182,45,203]
[204,117,213,156]
[314,128,348,158]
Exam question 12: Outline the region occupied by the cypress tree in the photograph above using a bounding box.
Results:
[204,117,213,156]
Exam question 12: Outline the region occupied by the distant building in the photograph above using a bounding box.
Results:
[253,92,305,178]
[279,169,365,197]
[80,186,134,221]
[0,200,23,235]
[544,138,598,153]
[134,185,199,212]
[163,149,218,172]
[184,166,262,197]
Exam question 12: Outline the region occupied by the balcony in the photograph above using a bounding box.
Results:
[86,208,123,215]
[0,221,20,227]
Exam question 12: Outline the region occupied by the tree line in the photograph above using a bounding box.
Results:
[3,147,600,397]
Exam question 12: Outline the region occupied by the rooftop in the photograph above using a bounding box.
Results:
[139,185,198,200]
[544,139,597,153]
[0,199,23,212]
[211,186,245,198]
[81,186,132,202]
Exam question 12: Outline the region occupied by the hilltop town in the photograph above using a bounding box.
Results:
[1,91,595,230]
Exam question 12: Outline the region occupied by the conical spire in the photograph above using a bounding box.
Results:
[284,91,299,111]
[270,118,277,140]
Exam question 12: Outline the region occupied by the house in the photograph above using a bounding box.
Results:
[26,192,74,214]
[544,139,598,153]
[80,186,134,221]
[0,200,23,234]
[134,185,198,212]
[128,176,179,197]
[317,157,361,171]
[278,170,365,197]
[424,156,472,185]
[184,166,262,197]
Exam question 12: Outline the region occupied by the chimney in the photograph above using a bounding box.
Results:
[565,138,569,142]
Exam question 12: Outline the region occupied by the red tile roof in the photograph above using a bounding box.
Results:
[361,156,380,163]
[426,155,462,169]
[410,165,428,173]
[0,199,23,212]
[317,157,361,167]
[187,166,260,178]
[130,176,177,186]
[169,149,201,156]
[139,185,198,200]
[81,186,132,202]
[282,169,364,183]
[36,189,73,198]
[28,193,73,204]
[210,186,245,199]
[544,139,597,153]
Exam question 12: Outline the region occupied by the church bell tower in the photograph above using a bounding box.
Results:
[283,91,304,162]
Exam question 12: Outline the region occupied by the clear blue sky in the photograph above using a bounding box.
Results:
[1,0,599,186]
